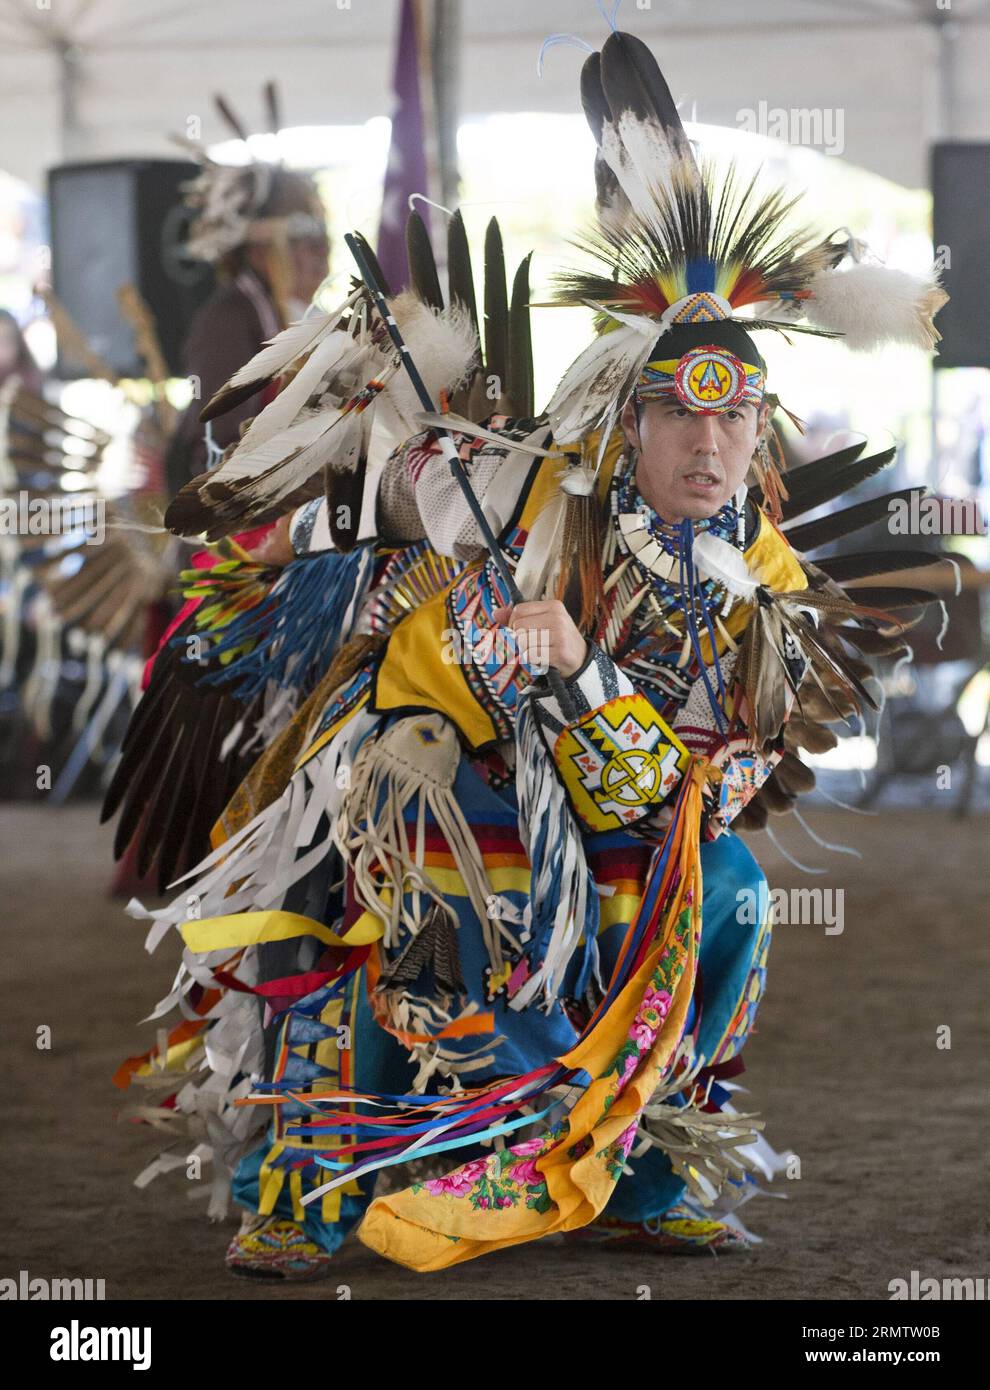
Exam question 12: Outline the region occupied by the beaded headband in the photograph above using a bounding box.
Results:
[636,344,765,414]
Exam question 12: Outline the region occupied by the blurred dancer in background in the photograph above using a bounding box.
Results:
[0,308,45,394]
[164,93,329,497]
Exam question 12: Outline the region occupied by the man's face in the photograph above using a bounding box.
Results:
[620,395,769,522]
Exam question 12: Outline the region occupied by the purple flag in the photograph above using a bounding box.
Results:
[376,0,431,291]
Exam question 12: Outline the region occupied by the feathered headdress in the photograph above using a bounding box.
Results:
[174,83,325,265]
[544,31,947,448]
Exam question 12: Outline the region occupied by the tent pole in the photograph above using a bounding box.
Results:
[55,37,83,163]
[431,0,461,213]
[929,10,958,493]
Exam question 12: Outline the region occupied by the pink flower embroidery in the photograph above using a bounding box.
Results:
[620,1050,640,1084]
[642,987,673,1017]
[618,1121,639,1160]
[509,1136,548,1158]
[509,1157,543,1187]
[423,1157,487,1198]
[616,984,676,1081]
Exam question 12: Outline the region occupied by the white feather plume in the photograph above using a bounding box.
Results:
[514,492,567,601]
[692,531,761,598]
[172,283,482,538]
[205,407,346,501]
[233,328,358,453]
[803,264,948,352]
[180,292,478,533]
[603,121,697,237]
[216,287,362,398]
[376,294,480,434]
[545,319,656,444]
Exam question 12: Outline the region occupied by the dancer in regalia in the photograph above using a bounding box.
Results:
[106,30,948,1279]
[164,85,330,496]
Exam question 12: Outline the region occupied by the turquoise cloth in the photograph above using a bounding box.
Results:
[604,830,771,1221]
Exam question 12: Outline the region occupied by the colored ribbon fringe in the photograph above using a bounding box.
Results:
[187,546,373,704]
[231,759,712,1265]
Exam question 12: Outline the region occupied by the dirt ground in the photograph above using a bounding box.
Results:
[2,801,988,1302]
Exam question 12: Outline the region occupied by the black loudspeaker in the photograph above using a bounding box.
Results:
[48,159,216,379]
[931,142,990,370]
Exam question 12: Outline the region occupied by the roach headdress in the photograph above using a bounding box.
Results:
[545,31,947,455]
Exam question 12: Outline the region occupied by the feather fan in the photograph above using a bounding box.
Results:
[200,288,363,422]
[167,290,478,538]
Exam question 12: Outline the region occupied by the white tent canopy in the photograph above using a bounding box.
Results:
[1,0,990,192]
